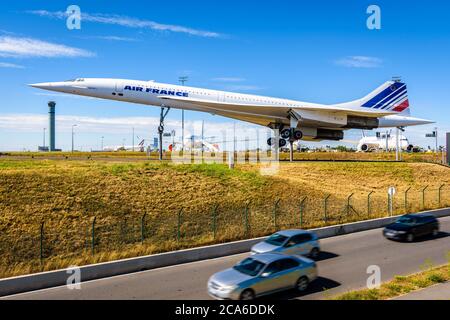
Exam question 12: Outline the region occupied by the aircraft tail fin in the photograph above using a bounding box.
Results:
[359,80,410,114]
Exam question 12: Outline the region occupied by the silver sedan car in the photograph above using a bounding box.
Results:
[251,229,320,259]
[207,253,317,300]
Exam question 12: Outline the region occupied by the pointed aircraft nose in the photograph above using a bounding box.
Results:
[29,82,54,90]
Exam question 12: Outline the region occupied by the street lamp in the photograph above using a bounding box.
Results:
[179,76,188,151]
[43,128,46,149]
[132,127,135,152]
[71,124,77,152]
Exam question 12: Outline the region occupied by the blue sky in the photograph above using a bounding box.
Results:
[0,0,448,151]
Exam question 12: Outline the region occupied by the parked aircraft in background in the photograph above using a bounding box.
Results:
[357,131,414,152]
[170,137,220,152]
[30,78,433,147]
[103,139,145,152]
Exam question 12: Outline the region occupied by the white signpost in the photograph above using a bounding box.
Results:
[388,186,396,216]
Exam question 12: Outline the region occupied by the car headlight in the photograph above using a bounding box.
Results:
[396,231,406,234]
[218,284,238,292]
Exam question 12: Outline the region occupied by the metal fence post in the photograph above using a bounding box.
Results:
[91,217,96,256]
[422,185,429,209]
[324,194,331,223]
[404,187,411,212]
[273,199,280,230]
[141,213,147,244]
[212,205,218,239]
[438,184,445,206]
[387,193,390,215]
[177,208,183,242]
[299,196,307,228]
[244,203,250,236]
[367,191,374,218]
[346,193,354,217]
[40,221,44,264]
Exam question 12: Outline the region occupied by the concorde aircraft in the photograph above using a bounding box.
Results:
[30,78,433,147]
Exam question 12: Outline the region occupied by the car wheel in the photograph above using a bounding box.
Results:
[295,276,309,292]
[239,289,255,300]
[309,248,320,259]
[406,233,414,242]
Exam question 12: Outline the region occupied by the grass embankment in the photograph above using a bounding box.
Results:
[1,150,446,164]
[0,159,449,278]
[334,258,450,300]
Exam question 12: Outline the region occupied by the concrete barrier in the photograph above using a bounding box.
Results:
[1,207,449,297]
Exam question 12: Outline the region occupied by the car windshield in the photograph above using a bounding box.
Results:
[265,233,288,246]
[233,258,266,277]
[397,216,417,225]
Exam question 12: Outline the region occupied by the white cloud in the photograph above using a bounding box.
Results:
[212,77,245,82]
[0,113,446,151]
[28,10,222,38]
[0,36,95,58]
[0,62,25,69]
[335,56,383,68]
[33,92,99,100]
[223,85,263,91]
[0,113,258,134]
[77,35,139,42]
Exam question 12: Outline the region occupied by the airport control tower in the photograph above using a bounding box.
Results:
[48,101,56,151]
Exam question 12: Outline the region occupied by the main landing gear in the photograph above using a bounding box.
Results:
[267,128,303,147]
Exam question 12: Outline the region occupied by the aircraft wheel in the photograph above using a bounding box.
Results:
[361,144,369,152]
[267,137,276,146]
[280,128,292,139]
[279,138,287,147]
[293,130,303,140]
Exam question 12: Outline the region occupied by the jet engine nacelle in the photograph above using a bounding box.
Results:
[345,116,379,130]
[315,129,344,141]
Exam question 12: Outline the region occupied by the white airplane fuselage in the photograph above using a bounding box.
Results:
[357,134,413,152]
[30,78,434,143]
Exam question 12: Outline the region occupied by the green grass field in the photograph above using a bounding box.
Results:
[334,258,450,300]
[0,155,448,279]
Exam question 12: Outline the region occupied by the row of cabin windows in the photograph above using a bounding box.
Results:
[114,86,297,107]
[225,95,296,106]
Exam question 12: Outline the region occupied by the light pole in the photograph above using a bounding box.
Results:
[132,127,135,152]
[179,76,188,152]
[43,128,46,149]
[434,127,438,153]
[71,124,77,152]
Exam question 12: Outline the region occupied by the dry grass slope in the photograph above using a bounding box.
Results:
[0,158,449,279]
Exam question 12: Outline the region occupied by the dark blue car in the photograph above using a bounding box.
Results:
[383,214,440,242]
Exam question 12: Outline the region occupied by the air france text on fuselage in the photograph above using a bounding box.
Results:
[124,85,189,97]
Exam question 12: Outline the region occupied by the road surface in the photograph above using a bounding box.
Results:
[3,216,450,300]
[393,281,450,300]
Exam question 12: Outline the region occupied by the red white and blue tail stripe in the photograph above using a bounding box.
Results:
[361,81,410,113]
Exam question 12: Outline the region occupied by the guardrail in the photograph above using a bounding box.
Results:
[1,207,449,297]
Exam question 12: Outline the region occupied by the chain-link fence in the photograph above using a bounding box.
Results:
[0,184,448,278]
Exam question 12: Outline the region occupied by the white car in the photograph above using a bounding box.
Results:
[208,253,318,300]
[251,229,320,258]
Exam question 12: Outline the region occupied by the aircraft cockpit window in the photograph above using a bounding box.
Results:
[75,78,85,82]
